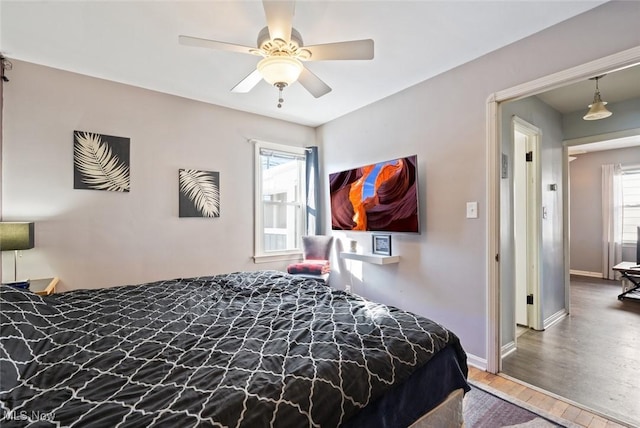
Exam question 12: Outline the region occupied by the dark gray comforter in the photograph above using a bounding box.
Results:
[0,270,467,427]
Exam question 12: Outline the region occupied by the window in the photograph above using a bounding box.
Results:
[622,168,640,244]
[254,141,306,261]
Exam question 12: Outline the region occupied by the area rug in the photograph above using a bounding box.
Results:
[464,383,573,428]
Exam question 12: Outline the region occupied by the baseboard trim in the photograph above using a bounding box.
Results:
[466,353,487,371]
[570,269,602,278]
[544,309,568,330]
[501,340,517,359]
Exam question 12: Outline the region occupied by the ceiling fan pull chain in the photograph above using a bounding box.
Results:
[276,82,286,108]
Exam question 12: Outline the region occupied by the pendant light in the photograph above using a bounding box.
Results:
[583,75,612,121]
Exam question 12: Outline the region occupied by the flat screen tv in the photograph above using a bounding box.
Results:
[329,155,419,233]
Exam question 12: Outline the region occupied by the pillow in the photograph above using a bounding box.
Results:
[287,260,330,275]
[303,235,334,260]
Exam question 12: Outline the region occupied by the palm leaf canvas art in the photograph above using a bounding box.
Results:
[73,131,130,192]
[179,169,220,218]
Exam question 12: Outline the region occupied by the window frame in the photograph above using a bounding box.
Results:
[253,140,307,263]
[621,167,640,245]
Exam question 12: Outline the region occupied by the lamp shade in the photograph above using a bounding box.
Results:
[0,222,35,251]
[583,75,612,121]
[583,101,613,120]
[257,55,303,86]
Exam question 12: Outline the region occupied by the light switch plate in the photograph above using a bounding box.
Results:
[466,202,478,219]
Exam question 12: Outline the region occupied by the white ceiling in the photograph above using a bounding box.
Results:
[1,1,608,127]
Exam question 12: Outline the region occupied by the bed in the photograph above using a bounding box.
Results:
[1,270,469,427]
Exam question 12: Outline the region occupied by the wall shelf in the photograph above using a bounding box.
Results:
[339,252,400,265]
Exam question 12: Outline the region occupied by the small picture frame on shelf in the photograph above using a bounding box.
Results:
[372,234,392,256]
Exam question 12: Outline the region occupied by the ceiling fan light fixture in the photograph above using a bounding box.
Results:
[583,75,613,121]
[257,55,303,86]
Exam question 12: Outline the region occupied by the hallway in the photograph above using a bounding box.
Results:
[501,276,640,427]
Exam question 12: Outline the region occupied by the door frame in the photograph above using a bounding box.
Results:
[486,46,640,374]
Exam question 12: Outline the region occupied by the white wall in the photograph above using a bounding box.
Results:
[319,1,640,360]
[1,60,315,291]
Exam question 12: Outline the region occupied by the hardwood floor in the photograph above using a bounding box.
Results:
[500,275,640,427]
[468,366,627,428]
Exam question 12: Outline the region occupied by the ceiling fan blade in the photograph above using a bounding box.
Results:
[231,69,263,93]
[298,67,332,98]
[263,0,294,42]
[179,35,254,55]
[305,39,374,61]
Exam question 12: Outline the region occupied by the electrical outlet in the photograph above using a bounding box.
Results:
[345,284,352,293]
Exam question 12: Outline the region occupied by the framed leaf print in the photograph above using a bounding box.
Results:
[179,169,220,218]
[74,131,130,192]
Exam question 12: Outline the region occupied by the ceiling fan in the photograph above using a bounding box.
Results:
[179,0,374,108]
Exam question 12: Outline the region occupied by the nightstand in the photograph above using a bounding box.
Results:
[29,277,59,296]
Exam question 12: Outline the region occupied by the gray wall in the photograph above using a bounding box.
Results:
[570,146,640,274]
[319,1,640,361]
[1,60,315,291]
[500,96,565,344]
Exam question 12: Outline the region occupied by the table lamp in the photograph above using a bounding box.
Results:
[0,222,35,285]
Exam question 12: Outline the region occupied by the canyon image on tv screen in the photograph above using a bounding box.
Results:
[329,155,419,233]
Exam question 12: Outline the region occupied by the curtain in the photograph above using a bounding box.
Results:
[602,164,623,279]
[305,146,321,235]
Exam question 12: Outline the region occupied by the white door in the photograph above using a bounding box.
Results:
[514,130,528,326]
[513,117,543,331]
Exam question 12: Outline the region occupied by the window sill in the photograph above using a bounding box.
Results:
[253,252,303,264]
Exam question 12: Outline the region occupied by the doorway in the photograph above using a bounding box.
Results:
[486,45,640,375]
[513,117,542,331]
[487,46,640,426]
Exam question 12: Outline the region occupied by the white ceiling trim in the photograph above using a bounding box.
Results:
[565,127,640,154]
[493,46,640,104]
